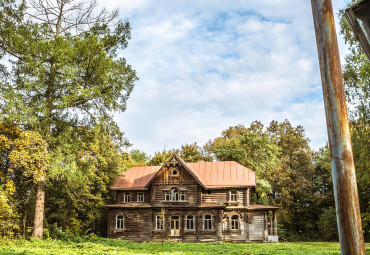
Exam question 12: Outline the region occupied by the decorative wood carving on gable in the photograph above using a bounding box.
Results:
[144,153,206,189]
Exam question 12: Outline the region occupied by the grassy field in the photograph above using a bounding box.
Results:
[0,238,369,255]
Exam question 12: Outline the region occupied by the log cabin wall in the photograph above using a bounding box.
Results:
[116,191,151,203]
[151,163,199,207]
[201,190,228,205]
[152,184,198,206]
[196,209,222,242]
[107,208,152,241]
[201,189,247,206]
[221,210,248,242]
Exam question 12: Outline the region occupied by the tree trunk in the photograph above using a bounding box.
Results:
[32,175,46,239]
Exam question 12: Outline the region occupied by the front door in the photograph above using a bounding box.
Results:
[170,216,180,236]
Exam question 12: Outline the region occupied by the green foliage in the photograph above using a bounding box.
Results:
[2,238,370,255]
[0,120,48,236]
[46,118,127,235]
[211,122,280,174]
[0,0,137,238]
[180,143,203,163]
[210,122,280,204]
[130,149,150,165]
[266,120,315,238]
[318,207,338,241]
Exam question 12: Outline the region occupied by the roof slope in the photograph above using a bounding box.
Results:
[111,159,255,190]
[185,161,255,188]
[111,166,160,190]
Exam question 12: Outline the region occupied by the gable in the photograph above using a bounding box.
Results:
[111,154,256,190]
[145,154,206,189]
[149,154,204,187]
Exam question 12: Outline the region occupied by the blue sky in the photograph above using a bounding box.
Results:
[103,0,350,155]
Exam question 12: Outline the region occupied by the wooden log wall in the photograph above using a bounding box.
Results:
[107,209,152,241]
[221,210,248,242]
[201,190,247,206]
[116,191,151,203]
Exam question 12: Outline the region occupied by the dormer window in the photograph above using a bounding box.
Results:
[230,191,237,202]
[124,193,131,203]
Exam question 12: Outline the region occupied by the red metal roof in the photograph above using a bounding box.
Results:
[111,159,255,190]
[186,161,255,188]
[111,166,160,190]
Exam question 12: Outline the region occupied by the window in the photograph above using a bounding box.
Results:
[180,192,186,201]
[171,188,179,201]
[203,215,213,230]
[165,192,170,201]
[156,215,164,230]
[124,193,130,203]
[230,191,237,202]
[186,215,194,230]
[116,215,124,229]
[231,215,239,230]
[137,193,144,202]
[171,168,179,176]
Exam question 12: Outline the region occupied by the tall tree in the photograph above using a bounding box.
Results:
[210,122,280,204]
[46,118,128,235]
[0,0,137,238]
[267,120,315,238]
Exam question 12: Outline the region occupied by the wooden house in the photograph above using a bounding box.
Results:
[106,154,278,242]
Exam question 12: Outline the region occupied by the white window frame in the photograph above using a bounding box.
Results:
[137,192,144,202]
[156,215,164,230]
[230,191,237,202]
[123,193,130,203]
[203,215,213,230]
[165,192,170,201]
[185,215,194,230]
[116,214,124,230]
[231,215,239,230]
[180,192,186,201]
[171,188,179,201]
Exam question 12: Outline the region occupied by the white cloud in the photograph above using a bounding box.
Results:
[112,0,349,156]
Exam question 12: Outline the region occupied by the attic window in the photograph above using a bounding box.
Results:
[170,167,179,176]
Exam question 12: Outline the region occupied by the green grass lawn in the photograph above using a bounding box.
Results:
[0,238,369,255]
